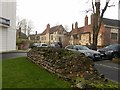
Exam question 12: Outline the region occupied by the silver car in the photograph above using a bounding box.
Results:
[37,43,48,47]
[65,45,101,61]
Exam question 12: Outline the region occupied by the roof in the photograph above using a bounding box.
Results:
[40,25,67,35]
[103,18,120,27]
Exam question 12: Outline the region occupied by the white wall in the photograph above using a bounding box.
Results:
[0,1,16,52]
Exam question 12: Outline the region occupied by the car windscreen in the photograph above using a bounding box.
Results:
[75,46,89,50]
[33,43,39,46]
[105,44,120,50]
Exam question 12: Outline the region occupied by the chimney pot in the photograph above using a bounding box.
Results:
[85,15,88,26]
[75,22,78,29]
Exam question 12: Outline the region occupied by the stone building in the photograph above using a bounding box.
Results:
[35,24,69,47]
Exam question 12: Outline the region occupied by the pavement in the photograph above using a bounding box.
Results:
[1,51,27,60]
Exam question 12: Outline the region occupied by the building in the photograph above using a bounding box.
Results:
[69,14,120,47]
[102,18,120,46]
[37,24,69,47]
[0,0,16,52]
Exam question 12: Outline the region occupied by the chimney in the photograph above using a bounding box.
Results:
[91,14,94,25]
[46,24,50,33]
[47,24,50,29]
[85,15,88,26]
[75,22,78,29]
[72,23,74,30]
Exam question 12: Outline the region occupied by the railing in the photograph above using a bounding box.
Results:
[0,17,10,26]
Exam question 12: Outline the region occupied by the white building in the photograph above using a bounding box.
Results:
[0,0,16,52]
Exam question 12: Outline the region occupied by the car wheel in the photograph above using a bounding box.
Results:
[113,53,119,58]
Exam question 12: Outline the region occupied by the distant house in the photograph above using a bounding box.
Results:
[36,24,69,47]
[0,1,16,52]
[69,14,120,47]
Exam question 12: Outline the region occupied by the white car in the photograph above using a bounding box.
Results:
[37,43,48,47]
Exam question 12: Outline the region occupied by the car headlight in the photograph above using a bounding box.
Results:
[107,50,113,53]
[84,52,93,57]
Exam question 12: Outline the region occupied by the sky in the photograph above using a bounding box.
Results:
[16,0,119,34]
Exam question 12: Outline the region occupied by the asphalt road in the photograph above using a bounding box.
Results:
[1,52,119,83]
[1,52,27,60]
[95,60,120,83]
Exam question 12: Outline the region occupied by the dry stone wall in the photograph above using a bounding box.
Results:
[27,47,99,82]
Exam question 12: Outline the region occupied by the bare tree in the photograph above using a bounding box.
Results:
[64,25,70,32]
[17,19,33,39]
[91,0,111,50]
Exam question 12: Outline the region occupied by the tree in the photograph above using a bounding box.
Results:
[17,19,33,39]
[64,25,70,32]
[91,0,111,50]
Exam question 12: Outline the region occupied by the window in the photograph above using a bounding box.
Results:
[41,37,43,40]
[36,36,40,40]
[59,37,62,42]
[0,17,10,26]
[59,32,62,34]
[51,35,53,40]
[44,37,46,40]
[111,33,118,40]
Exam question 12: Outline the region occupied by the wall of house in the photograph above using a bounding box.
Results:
[0,1,16,52]
[103,27,111,46]
[102,26,119,46]
[79,33,90,45]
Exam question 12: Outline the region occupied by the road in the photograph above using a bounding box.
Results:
[1,52,119,83]
[1,52,27,60]
[95,60,120,83]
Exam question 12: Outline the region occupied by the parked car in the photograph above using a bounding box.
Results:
[97,44,120,59]
[31,43,40,48]
[37,43,48,47]
[50,43,62,48]
[50,44,56,48]
[65,45,101,61]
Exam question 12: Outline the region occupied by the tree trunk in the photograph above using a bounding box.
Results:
[92,27,99,50]
[92,2,100,50]
[91,1,110,50]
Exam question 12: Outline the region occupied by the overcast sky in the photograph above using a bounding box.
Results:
[16,0,119,34]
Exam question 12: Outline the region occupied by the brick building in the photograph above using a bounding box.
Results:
[69,14,120,47]
[30,15,120,48]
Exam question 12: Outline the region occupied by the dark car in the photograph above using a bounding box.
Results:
[97,44,120,59]
[65,45,102,61]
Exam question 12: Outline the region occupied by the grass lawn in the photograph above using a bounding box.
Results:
[2,57,71,88]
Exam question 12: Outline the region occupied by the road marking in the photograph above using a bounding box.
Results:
[95,64,120,70]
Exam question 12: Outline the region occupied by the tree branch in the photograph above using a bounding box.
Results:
[92,0,95,14]
[99,0,110,29]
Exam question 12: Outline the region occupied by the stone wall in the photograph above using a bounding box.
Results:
[27,47,99,82]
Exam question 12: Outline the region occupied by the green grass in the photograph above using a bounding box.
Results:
[2,57,71,88]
